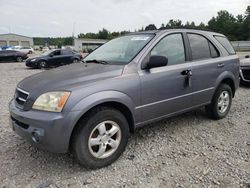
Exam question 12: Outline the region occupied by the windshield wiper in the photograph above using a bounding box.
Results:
[85,59,109,65]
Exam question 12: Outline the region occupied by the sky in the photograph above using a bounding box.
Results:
[0,0,249,37]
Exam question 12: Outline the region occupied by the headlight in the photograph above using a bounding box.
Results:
[32,91,70,112]
[31,58,36,62]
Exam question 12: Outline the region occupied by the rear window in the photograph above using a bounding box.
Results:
[214,36,235,55]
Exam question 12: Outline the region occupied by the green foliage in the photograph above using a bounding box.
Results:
[145,24,157,30]
[34,6,250,45]
[34,37,73,47]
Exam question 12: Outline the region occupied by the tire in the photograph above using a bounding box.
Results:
[72,106,129,169]
[73,59,79,63]
[38,61,48,69]
[205,84,232,119]
[16,56,23,62]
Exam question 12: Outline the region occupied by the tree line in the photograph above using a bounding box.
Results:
[34,6,250,46]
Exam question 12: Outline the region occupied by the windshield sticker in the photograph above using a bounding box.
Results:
[131,36,150,41]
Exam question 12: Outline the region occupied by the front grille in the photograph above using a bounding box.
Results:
[11,116,29,129]
[15,88,29,108]
[242,69,250,80]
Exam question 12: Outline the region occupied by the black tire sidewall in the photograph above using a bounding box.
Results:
[73,108,129,169]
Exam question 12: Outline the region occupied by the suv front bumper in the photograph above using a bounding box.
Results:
[9,99,80,153]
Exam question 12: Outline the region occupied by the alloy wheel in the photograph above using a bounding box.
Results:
[88,120,122,159]
[217,91,230,114]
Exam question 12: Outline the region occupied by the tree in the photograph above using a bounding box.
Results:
[166,19,183,28]
[159,23,165,30]
[239,6,250,40]
[207,10,238,40]
[98,28,109,39]
[145,24,157,30]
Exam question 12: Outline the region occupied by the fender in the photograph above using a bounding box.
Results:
[70,90,138,129]
[214,70,237,95]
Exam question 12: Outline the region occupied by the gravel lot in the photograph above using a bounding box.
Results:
[0,62,249,188]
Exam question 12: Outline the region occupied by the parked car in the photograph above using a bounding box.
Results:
[25,49,82,69]
[10,46,34,54]
[0,50,28,62]
[9,29,239,169]
[1,45,13,50]
[240,55,250,84]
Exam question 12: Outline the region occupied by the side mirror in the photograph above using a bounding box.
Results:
[142,55,168,70]
[49,53,54,57]
[245,55,250,58]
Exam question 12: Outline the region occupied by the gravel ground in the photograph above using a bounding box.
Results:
[0,62,249,188]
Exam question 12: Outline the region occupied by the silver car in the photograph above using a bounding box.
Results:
[9,29,240,168]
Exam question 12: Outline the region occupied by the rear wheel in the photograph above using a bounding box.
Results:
[73,59,79,63]
[205,84,232,119]
[38,61,48,69]
[72,107,129,169]
[16,56,23,62]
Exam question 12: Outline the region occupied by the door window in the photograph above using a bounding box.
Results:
[188,33,219,60]
[61,50,72,55]
[151,33,185,66]
[53,50,61,56]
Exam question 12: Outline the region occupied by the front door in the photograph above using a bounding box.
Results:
[49,50,64,67]
[139,33,193,122]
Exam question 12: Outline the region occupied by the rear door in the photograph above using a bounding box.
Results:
[61,50,73,65]
[185,32,223,106]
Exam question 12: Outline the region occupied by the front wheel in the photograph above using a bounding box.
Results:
[16,56,23,62]
[72,107,129,169]
[205,84,232,119]
[38,61,48,69]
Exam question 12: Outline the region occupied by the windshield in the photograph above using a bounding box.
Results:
[84,34,154,64]
[41,50,53,56]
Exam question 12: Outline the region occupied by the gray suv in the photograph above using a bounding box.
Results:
[9,29,239,168]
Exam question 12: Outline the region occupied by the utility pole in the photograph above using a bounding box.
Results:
[72,22,76,48]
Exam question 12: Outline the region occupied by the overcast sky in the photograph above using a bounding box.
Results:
[0,0,249,37]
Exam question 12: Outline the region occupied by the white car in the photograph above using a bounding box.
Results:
[10,46,34,54]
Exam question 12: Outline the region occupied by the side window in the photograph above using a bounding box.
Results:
[151,33,185,66]
[214,35,235,55]
[209,42,219,58]
[61,50,72,55]
[53,50,61,56]
[188,34,211,60]
[188,33,220,60]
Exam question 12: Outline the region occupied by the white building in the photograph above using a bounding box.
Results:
[0,33,34,47]
[74,38,107,52]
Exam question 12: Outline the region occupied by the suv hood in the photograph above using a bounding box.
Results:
[18,63,124,95]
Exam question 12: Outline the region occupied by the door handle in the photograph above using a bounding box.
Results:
[217,63,224,68]
[181,70,192,87]
[181,69,192,77]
